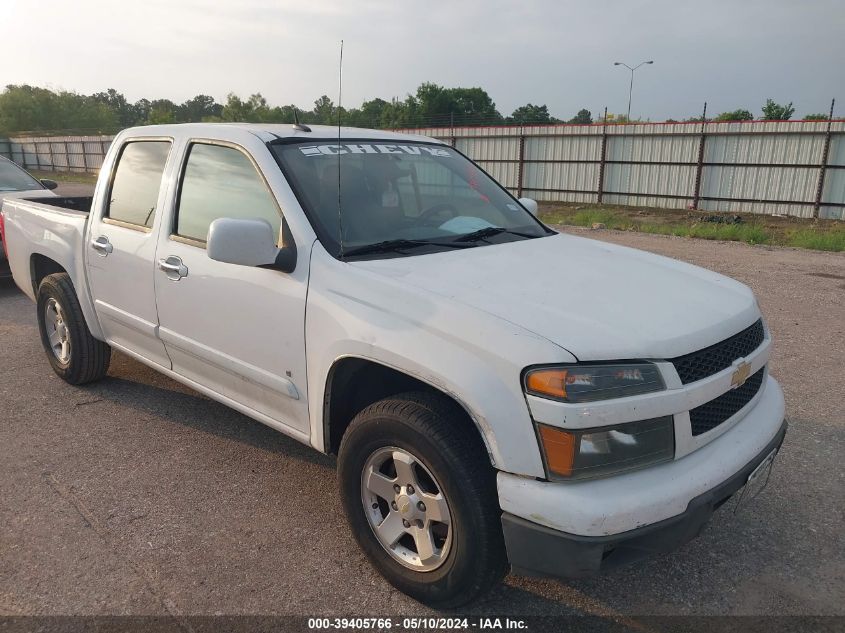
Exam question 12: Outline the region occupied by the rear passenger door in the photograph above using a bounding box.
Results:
[86,139,172,368]
[153,139,310,436]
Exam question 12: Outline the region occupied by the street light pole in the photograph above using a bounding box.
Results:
[613,60,654,121]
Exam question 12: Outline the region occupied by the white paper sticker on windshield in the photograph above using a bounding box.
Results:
[299,144,451,158]
[382,185,399,208]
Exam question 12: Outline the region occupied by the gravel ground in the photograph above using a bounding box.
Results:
[1,209,843,618]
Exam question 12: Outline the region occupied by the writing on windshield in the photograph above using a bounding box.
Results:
[299,144,452,158]
[272,140,548,258]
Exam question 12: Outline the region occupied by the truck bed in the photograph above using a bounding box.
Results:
[24,196,92,214]
[1,195,92,303]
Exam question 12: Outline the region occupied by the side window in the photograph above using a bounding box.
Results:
[176,143,281,244]
[107,141,171,228]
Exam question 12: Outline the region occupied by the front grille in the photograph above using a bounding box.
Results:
[689,367,765,436]
[671,319,765,384]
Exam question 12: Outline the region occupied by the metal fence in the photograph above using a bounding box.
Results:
[0,134,115,174]
[399,118,845,220]
[2,119,844,219]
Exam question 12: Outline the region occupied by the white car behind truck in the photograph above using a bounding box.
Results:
[0,156,59,276]
[1,123,787,607]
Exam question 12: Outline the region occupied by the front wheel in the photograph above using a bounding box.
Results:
[338,392,507,608]
[36,273,111,384]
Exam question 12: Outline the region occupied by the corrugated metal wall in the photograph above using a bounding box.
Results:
[400,120,845,220]
[2,122,843,219]
[0,134,115,173]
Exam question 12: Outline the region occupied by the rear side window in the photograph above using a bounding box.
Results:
[0,158,43,192]
[175,143,281,244]
[107,141,171,228]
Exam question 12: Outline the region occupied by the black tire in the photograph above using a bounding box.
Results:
[338,391,507,608]
[36,272,111,384]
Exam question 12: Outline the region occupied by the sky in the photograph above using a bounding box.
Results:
[2,0,844,121]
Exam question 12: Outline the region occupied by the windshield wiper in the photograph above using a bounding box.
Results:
[342,238,474,258]
[453,226,538,243]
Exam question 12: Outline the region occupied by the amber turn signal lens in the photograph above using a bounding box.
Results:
[537,425,576,477]
[525,369,568,399]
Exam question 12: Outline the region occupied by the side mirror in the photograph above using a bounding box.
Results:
[207,217,297,272]
[518,197,538,216]
[40,178,58,190]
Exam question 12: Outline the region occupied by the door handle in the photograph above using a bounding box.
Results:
[91,235,113,256]
[158,256,189,281]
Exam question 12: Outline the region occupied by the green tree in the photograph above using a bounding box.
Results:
[90,88,137,126]
[375,96,419,128]
[714,109,753,122]
[221,93,274,122]
[0,84,118,133]
[761,99,794,121]
[0,84,50,131]
[267,104,299,124]
[178,94,222,122]
[448,86,501,124]
[249,93,273,121]
[509,103,554,124]
[3,83,637,133]
[414,82,452,124]
[804,113,830,121]
[568,108,593,124]
[147,99,178,124]
[353,97,390,127]
[311,95,336,124]
[412,82,502,126]
[132,98,152,124]
[220,93,247,121]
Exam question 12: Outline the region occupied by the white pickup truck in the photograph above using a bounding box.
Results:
[1,123,786,607]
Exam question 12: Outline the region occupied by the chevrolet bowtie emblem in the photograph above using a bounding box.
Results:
[731,361,751,388]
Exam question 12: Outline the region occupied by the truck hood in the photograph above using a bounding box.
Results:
[351,233,760,360]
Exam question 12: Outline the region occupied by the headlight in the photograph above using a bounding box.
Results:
[537,417,675,480]
[524,363,665,403]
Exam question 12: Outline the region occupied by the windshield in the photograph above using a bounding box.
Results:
[0,159,43,193]
[271,140,549,258]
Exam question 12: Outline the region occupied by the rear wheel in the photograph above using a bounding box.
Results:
[36,273,111,384]
[338,392,507,608]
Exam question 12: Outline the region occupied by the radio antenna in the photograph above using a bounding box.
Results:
[292,107,310,133]
[336,39,345,258]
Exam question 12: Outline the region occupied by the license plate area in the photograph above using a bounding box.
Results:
[734,447,779,513]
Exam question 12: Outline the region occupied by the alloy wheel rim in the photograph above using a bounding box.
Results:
[361,446,452,572]
[45,298,70,364]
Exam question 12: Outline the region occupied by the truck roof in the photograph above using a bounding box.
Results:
[120,123,441,145]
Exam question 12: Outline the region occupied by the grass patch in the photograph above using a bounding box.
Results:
[539,203,845,252]
[28,170,98,185]
[785,227,845,251]
[568,209,622,228]
[686,223,772,244]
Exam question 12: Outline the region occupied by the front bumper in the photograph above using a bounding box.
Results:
[502,417,787,579]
